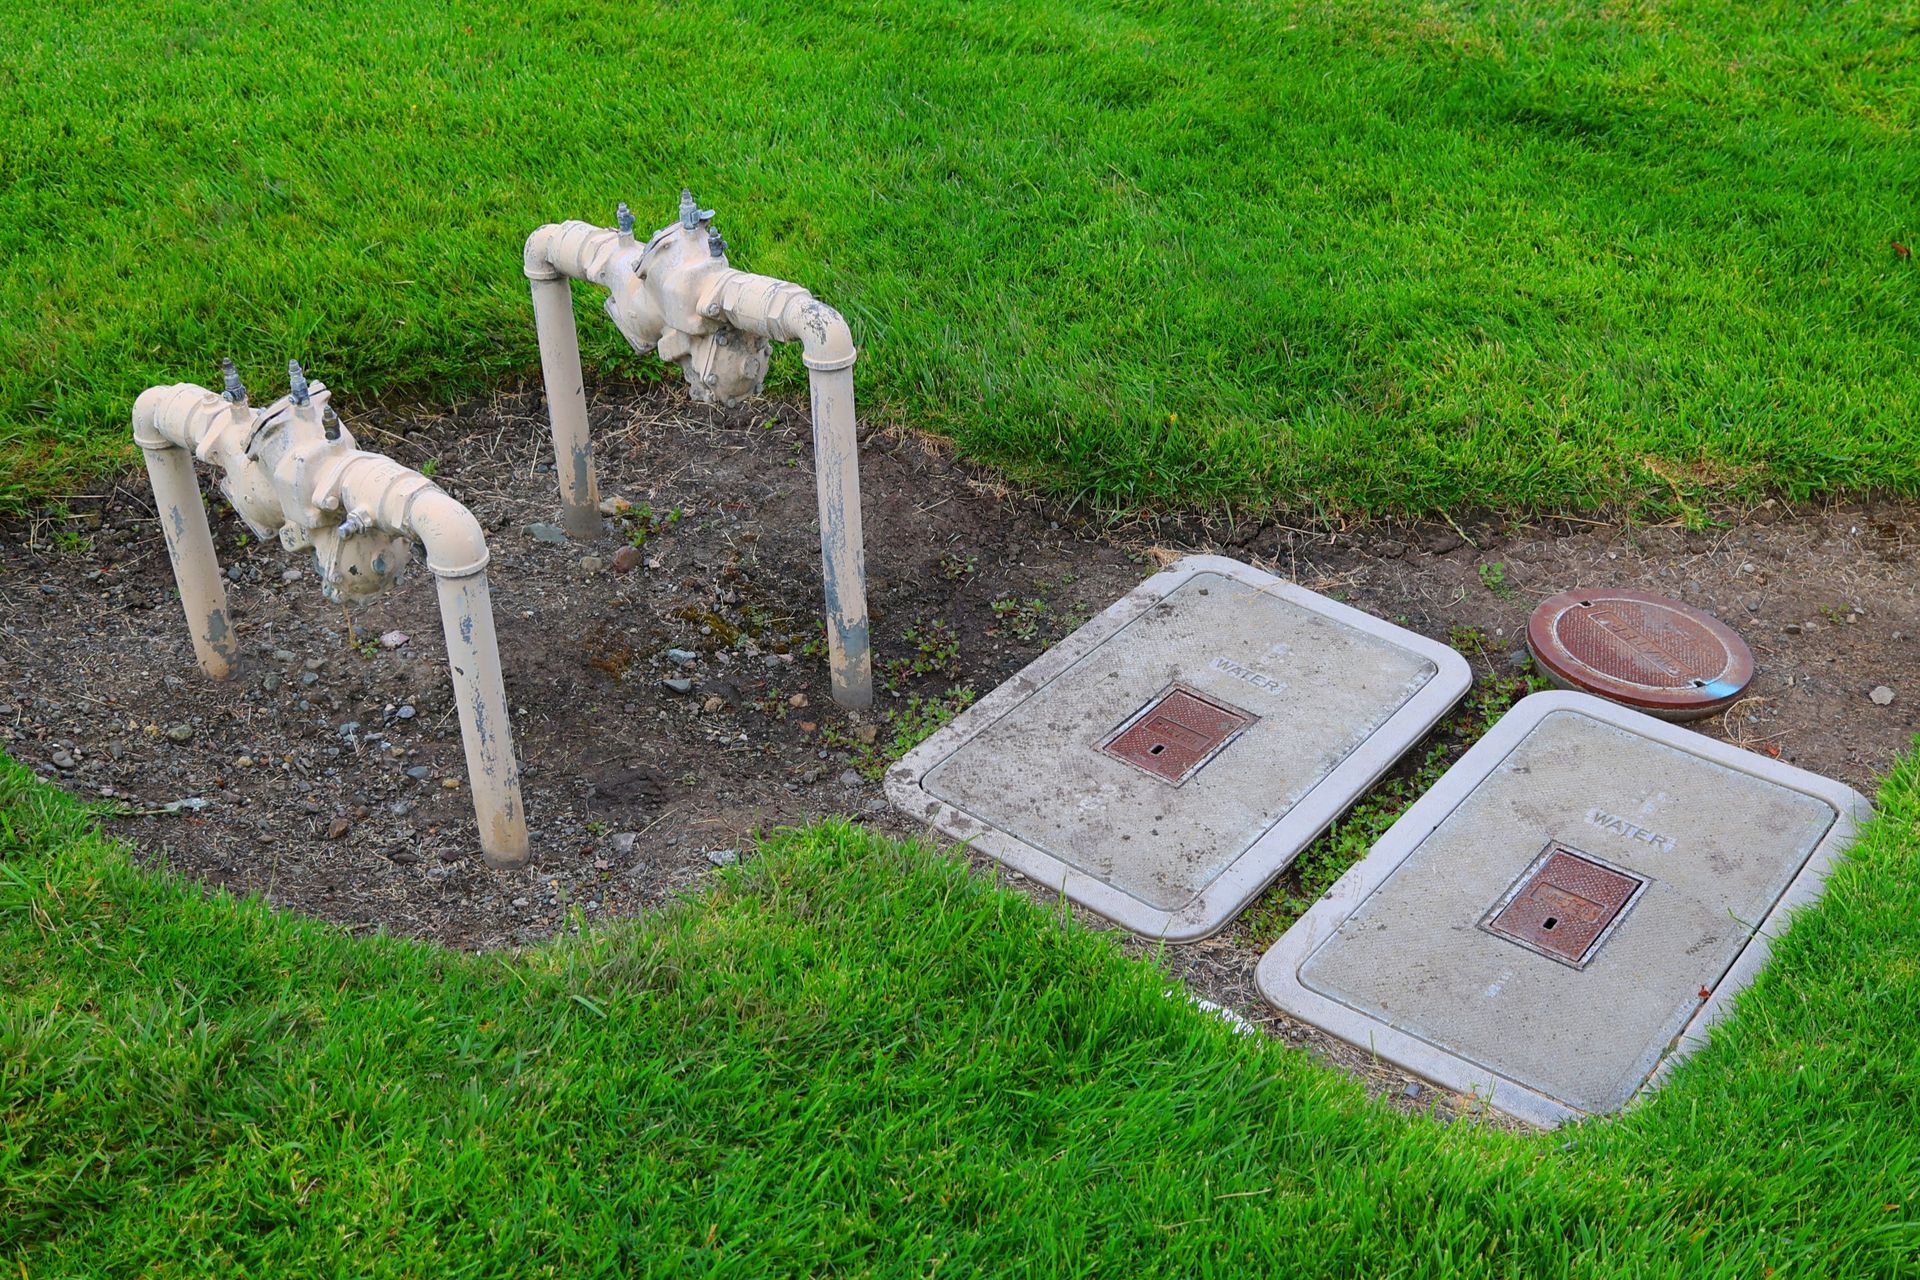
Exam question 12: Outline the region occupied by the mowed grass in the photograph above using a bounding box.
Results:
[3,753,1919,1276]
[3,0,1919,517]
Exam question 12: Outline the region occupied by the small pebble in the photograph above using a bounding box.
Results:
[273,649,297,662]
[337,722,361,740]
[661,677,695,694]
[706,848,740,867]
[610,832,639,855]
[164,723,194,743]
[525,522,569,545]
[788,692,809,708]
[380,630,410,649]
[396,705,416,721]
[442,778,462,789]
[299,672,320,687]
[50,750,75,771]
[304,658,324,671]
[1870,686,1896,706]
[838,770,862,787]
[666,648,699,666]
[234,755,254,769]
[598,496,632,516]
[281,568,302,583]
[324,817,351,840]
[854,724,879,745]
[1402,1082,1423,1100]
[387,848,422,865]
[263,673,283,693]
[406,765,432,779]
[702,695,726,714]
[610,545,643,574]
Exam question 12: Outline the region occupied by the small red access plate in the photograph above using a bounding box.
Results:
[1101,686,1254,784]
[1483,844,1647,968]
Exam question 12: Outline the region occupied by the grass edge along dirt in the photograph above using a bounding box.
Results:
[4,749,1918,1274]
[5,0,1920,520]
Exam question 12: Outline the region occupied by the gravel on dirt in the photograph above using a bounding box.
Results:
[4,380,1916,1122]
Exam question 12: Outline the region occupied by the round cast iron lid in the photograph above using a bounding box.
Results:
[1527,589,1753,720]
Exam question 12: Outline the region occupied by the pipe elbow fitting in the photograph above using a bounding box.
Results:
[408,487,491,580]
[132,383,216,451]
[525,220,625,287]
[793,300,857,373]
[523,224,567,282]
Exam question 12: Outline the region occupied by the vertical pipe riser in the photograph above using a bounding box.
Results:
[141,445,237,680]
[528,276,600,537]
[809,367,874,709]
[433,571,531,868]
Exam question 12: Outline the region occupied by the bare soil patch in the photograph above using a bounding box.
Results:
[4,383,1916,1120]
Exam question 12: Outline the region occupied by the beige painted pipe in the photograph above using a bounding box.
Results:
[133,383,246,679]
[524,204,874,708]
[132,376,530,868]
[711,274,872,707]
[527,275,599,537]
[405,493,529,867]
[801,358,871,709]
[328,453,531,868]
[134,428,238,680]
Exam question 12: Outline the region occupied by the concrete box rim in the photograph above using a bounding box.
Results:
[1253,689,1872,1128]
[885,554,1473,940]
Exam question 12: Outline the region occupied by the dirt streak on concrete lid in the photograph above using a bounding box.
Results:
[1527,589,1753,720]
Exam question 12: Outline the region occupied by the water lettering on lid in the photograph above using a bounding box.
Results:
[1210,655,1287,695]
[1586,808,1678,853]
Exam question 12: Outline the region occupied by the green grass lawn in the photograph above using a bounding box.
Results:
[9,2,1920,1270]
[3,0,1918,517]
[3,753,1918,1275]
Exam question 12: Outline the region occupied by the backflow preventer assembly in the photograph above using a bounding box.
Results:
[134,362,529,867]
[524,190,873,709]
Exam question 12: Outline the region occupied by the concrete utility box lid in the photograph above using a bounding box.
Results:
[885,556,1471,940]
[1255,690,1871,1128]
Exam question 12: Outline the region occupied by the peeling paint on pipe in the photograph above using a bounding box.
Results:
[806,364,873,708]
[527,274,599,537]
[432,566,527,865]
[136,433,237,680]
[133,372,530,867]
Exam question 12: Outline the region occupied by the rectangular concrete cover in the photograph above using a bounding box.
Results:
[1257,691,1871,1126]
[887,556,1471,939]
